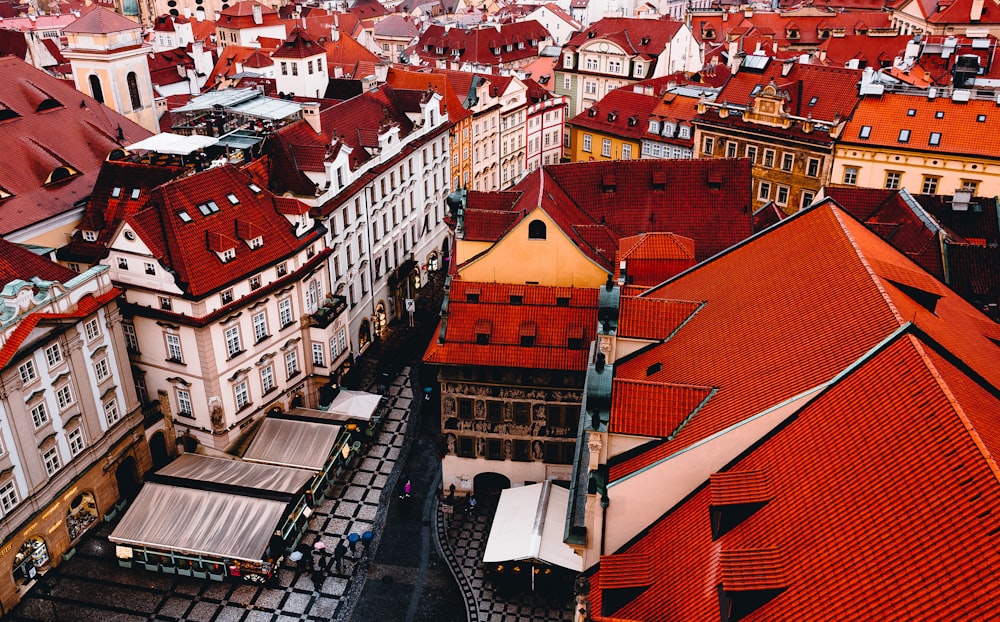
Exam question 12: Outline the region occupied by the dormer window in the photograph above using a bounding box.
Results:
[82,230,97,242]
[649,119,660,133]
[607,112,617,122]
[564,53,573,68]
[247,236,263,249]
[227,193,239,205]
[588,107,597,117]
[111,187,122,198]
[222,248,236,262]
[702,28,715,39]
[787,29,799,39]
[197,201,220,215]
[45,165,79,185]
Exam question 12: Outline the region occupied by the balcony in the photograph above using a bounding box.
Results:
[310,295,348,329]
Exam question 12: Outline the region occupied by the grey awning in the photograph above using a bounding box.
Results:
[109,483,287,562]
[153,453,313,495]
[290,389,382,424]
[242,417,342,471]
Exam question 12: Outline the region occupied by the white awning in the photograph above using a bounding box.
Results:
[482,481,582,571]
[242,417,342,471]
[153,453,313,496]
[109,483,287,562]
[128,132,218,155]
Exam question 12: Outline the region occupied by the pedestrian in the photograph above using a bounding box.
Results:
[312,566,325,590]
[331,540,348,573]
[466,495,478,517]
[313,540,327,570]
[296,542,314,572]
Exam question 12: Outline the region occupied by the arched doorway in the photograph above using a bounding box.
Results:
[149,431,169,469]
[374,301,387,335]
[12,536,49,586]
[115,456,140,501]
[441,238,450,265]
[358,320,371,350]
[427,252,439,271]
[66,491,99,542]
[290,393,304,409]
[473,472,511,507]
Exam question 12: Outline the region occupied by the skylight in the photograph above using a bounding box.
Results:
[197,201,220,216]
[907,108,916,116]
[131,188,141,200]
[248,183,262,193]
[177,210,192,222]
[977,114,987,122]
[898,129,910,143]
[935,111,944,119]
[227,193,240,205]
[929,132,941,146]
[808,96,818,106]
[859,125,872,139]
[111,187,122,198]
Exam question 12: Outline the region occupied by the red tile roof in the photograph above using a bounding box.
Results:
[616,232,696,286]
[564,17,684,62]
[217,0,284,28]
[0,56,152,236]
[125,164,321,298]
[608,203,1000,480]
[567,88,660,141]
[842,93,1000,158]
[384,67,473,125]
[63,5,140,34]
[271,27,325,59]
[591,331,1000,621]
[0,237,79,285]
[423,281,599,370]
[413,21,550,66]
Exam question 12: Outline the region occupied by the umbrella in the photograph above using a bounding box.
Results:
[313,541,326,551]
[289,551,303,562]
[347,533,360,544]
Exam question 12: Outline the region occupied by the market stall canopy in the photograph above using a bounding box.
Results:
[152,454,313,498]
[128,132,218,155]
[289,389,382,424]
[483,481,583,571]
[109,483,287,562]
[242,417,343,471]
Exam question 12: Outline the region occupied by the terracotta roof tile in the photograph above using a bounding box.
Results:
[710,470,772,506]
[63,6,140,34]
[609,379,712,437]
[617,297,700,340]
[414,21,549,66]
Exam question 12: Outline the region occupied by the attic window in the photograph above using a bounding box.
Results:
[227,193,240,205]
[248,183,262,193]
[627,116,638,127]
[898,129,910,143]
[130,188,141,200]
[602,174,617,192]
[528,220,547,239]
[82,230,97,242]
[519,320,536,346]
[907,108,916,116]
[808,96,818,106]
[587,31,595,38]
[652,171,667,190]
[45,166,79,185]
[177,210,192,222]
[466,292,480,303]
[708,171,723,190]
[247,236,263,249]
[556,296,570,307]
[935,111,944,119]
[787,29,799,38]
[197,201,220,215]
[607,112,617,122]
[510,294,523,305]
[0,106,21,122]
[648,119,660,133]
[977,114,987,122]
[221,248,236,262]
[474,319,491,344]
[640,36,651,45]
[588,108,597,117]
[0,185,11,200]
[859,125,872,139]
[646,362,662,376]
[36,98,63,112]
[929,132,941,146]
[111,187,122,198]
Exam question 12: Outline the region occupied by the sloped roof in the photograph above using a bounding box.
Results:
[591,330,1000,621]
[414,20,549,66]
[615,232,696,286]
[0,56,151,236]
[567,88,660,141]
[0,237,78,285]
[385,67,473,124]
[423,280,599,370]
[564,16,683,59]
[124,164,320,298]
[817,33,909,68]
[374,14,420,38]
[63,5,140,34]
[271,26,325,59]
[842,92,1000,158]
[609,205,1000,481]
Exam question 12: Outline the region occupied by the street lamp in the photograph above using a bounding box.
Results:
[37,574,60,622]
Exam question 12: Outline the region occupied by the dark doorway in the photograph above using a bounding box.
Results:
[473,472,510,506]
[115,456,140,501]
[149,431,169,469]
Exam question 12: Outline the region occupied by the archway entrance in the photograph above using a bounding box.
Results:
[66,491,99,542]
[473,472,511,507]
[427,251,439,272]
[441,238,450,266]
[115,456,140,501]
[290,393,304,409]
[374,301,387,335]
[12,536,49,586]
[358,320,371,351]
[149,431,169,469]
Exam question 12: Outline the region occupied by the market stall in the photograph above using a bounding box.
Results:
[241,417,346,504]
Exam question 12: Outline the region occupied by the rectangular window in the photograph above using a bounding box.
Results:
[43,446,61,476]
[144,262,156,275]
[898,129,910,143]
[703,136,715,155]
[776,185,790,206]
[780,153,794,172]
[583,134,592,152]
[221,289,234,305]
[45,343,62,367]
[457,399,473,420]
[177,389,193,416]
[280,61,287,75]
[807,157,820,177]
[285,350,299,377]
[261,365,275,394]
[726,141,738,158]
[885,171,902,190]
[67,428,84,456]
[104,398,120,425]
[84,318,101,341]
[312,342,325,367]
[843,166,858,185]
[601,138,611,157]
[962,179,980,195]
[18,360,36,384]
[95,358,110,383]
[859,125,872,139]
[279,298,293,328]
[801,191,815,208]
[30,402,49,428]
[0,480,18,515]
[124,322,138,352]
[234,381,250,410]
[621,144,632,160]
[513,402,530,425]
[457,436,475,458]
[922,176,940,194]
[252,312,268,342]
[763,149,775,168]
[166,333,183,362]
[276,263,288,277]
[758,181,772,201]
[57,384,74,410]
[746,145,757,164]
[118,257,128,270]
[249,276,261,290]
[225,326,242,358]
[160,296,172,310]
[929,132,941,146]
[292,63,298,76]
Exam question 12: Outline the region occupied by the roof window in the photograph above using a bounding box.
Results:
[111,186,122,198]
[935,111,944,118]
[248,183,262,193]
[808,96,818,106]
[898,129,910,143]
[45,165,79,185]
[977,114,987,122]
[197,201,220,215]
[907,108,916,116]
[227,193,240,205]
[177,210,192,222]
[929,132,941,146]
[646,362,662,376]
[859,125,872,139]
[131,188,141,200]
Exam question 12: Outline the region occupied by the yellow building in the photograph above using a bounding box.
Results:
[564,86,650,163]
[833,91,1000,198]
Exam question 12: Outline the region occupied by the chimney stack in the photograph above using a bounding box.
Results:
[252,3,263,25]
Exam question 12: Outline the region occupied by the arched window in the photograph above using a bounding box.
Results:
[528,219,546,239]
[127,72,141,111]
[88,75,104,104]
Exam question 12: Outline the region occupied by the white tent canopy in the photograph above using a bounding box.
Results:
[483,481,583,571]
[128,132,218,155]
[242,417,342,471]
[154,453,313,496]
[109,483,287,562]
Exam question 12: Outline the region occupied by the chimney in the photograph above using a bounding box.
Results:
[302,101,322,133]
[183,7,190,17]
[252,3,263,24]
[781,58,794,77]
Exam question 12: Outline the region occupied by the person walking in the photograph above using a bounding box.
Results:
[331,541,348,573]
